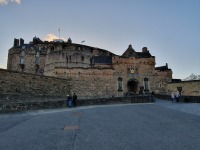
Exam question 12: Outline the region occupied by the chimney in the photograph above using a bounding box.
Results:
[142,47,148,53]
[20,38,24,45]
[13,38,19,47]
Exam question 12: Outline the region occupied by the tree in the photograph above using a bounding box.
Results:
[183,73,200,81]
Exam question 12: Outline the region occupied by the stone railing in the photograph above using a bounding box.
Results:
[0,94,155,113]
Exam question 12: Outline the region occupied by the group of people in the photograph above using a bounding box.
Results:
[171,91,180,103]
[67,93,78,107]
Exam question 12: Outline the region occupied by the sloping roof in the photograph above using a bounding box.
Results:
[122,45,153,58]
[136,52,152,58]
[121,45,137,57]
[155,65,171,71]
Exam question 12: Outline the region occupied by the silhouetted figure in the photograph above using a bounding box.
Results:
[73,93,77,107]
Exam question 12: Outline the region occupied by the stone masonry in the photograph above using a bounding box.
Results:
[7,37,173,99]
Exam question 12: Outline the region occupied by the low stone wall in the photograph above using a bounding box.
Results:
[0,94,67,113]
[77,95,155,106]
[155,94,200,103]
[0,95,155,113]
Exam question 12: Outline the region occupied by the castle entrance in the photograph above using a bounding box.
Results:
[127,79,139,93]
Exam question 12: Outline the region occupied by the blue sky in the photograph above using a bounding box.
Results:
[0,0,200,79]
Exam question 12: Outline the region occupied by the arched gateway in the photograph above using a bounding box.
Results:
[127,79,139,93]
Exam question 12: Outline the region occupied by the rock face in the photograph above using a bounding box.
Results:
[6,37,172,99]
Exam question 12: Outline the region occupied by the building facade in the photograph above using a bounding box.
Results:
[7,37,172,99]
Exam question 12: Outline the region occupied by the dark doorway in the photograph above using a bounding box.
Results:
[127,79,138,93]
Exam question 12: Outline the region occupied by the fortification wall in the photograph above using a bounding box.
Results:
[7,46,46,75]
[167,80,200,96]
[0,69,71,102]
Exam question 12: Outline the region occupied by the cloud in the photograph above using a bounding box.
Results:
[44,33,67,42]
[0,0,21,5]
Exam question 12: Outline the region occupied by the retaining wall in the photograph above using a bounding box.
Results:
[155,94,200,103]
[0,95,155,113]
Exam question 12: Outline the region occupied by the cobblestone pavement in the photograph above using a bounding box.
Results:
[155,99,200,116]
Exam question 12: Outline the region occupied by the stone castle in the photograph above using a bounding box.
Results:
[6,37,172,99]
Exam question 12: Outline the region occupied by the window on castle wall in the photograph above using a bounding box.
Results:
[20,58,24,64]
[118,77,123,91]
[20,51,24,57]
[81,56,84,62]
[35,57,40,64]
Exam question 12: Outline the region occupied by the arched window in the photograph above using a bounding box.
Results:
[118,77,123,91]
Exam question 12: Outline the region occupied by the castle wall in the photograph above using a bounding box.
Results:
[7,48,21,71]
[44,44,93,74]
[6,40,174,98]
[47,68,121,98]
[111,56,171,93]
[166,80,200,96]
[7,46,46,75]
[0,69,71,97]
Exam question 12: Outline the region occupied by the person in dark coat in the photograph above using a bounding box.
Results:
[72,93,77,107]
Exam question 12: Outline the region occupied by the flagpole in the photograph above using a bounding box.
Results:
[58,28,60,40]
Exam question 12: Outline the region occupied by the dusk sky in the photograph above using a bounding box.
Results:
[0,0,199,79]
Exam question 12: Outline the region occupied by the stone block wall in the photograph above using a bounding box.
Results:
[0,68,71,98]
[7,47,46,75]
[166,80,200,96]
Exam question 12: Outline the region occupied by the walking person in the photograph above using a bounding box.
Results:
[171,92,175,103]
[67,94,72,108]
[175,90,180,103]
[72,93,77,107]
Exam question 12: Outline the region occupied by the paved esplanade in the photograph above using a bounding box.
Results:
[0,100,200,150]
